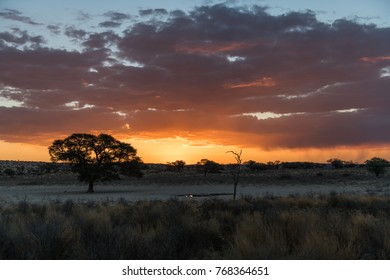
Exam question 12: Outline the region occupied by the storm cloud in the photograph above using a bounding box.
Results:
[1,4,390,150]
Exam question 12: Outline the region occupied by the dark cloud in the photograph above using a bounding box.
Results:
[0,106,128,144]
[0,28,45,46]
[64,26,88,40]
[82,31,120,50]
[103,11,131,22]
[124,106,390,149]
[99,21,122,28]
[0,9,41,25]
[47,24,61,35]
[139,9,168,17]
[99,11,131,28]
[169,10,187,18]
[1,4,390,151]
[0,47,105,92]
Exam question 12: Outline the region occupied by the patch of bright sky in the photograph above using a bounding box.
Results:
[336,108,359,113]
[114,111,127,117]
[121,59,145,68]
[0,97,23,108]
[259,0,390,26]
[277,82,347,100]
[380,67,390,77]
[64,101,95,110]
[1,0,389,29]
[242,108,360,120]
[0,86,23,107]
[242,111,305,120]
[227,55,245,62]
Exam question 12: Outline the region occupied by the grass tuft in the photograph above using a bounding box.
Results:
[1,194,390,259]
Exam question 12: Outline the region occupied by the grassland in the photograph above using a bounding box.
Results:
[1,194,390,259]
[0,163,390,259]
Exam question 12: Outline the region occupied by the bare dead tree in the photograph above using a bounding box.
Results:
[226,150,242,200]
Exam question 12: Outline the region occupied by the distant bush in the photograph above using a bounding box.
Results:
[343,161,358,168]
[1,195,390,259]
[281,162,325,169]
[365,157,390,177]
[244,160,285,171]
[3,168,15,177]
[166,160,186,173]
[16,166,25,175]
[39,163,60,174]
[244,160,269,171]
[196,159,224,176]
[327,158,345,169]
[327,159,357,169]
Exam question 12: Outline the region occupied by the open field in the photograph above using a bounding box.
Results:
[0,164,390,205]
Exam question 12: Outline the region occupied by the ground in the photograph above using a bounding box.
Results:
[1,163,389,206]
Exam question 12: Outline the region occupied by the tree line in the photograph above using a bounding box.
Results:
[44,133,390,194]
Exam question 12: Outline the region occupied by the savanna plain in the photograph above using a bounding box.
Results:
[1,161,390,259]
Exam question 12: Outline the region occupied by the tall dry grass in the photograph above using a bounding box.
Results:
[1,194,390,259]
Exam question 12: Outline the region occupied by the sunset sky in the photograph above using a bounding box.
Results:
[1,0,390,164]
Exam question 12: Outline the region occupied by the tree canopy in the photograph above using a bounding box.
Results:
[365,157,389,177]
[48,133,143,192]
[196,159,224,176]
[167,160,186,173]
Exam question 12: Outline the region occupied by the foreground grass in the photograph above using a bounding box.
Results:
[1,194,390,259]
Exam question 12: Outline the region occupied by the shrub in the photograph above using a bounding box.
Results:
[365,157,389,177]
[327,158,345,169]
[3,168,15,177]
[166,160,186,173]
[196,159,224,176]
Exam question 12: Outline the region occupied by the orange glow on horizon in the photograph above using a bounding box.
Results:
[1,138,390,165]
[0,141,50,162]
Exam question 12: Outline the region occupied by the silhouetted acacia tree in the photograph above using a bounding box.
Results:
[227,150,242,200]
[48,133,143,193]
[167,160,186,173]
[196,159,224,176]
[365,157,389,177]
[245,160,270,171]
[327,158,345,169]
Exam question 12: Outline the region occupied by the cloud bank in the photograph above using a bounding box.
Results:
[1,4,390,153]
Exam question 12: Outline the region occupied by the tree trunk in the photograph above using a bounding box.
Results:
[233,182,237,200]
[233,172,240,200]
[87,181,94,193]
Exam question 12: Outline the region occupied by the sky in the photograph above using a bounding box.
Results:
[0,0,390,164]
